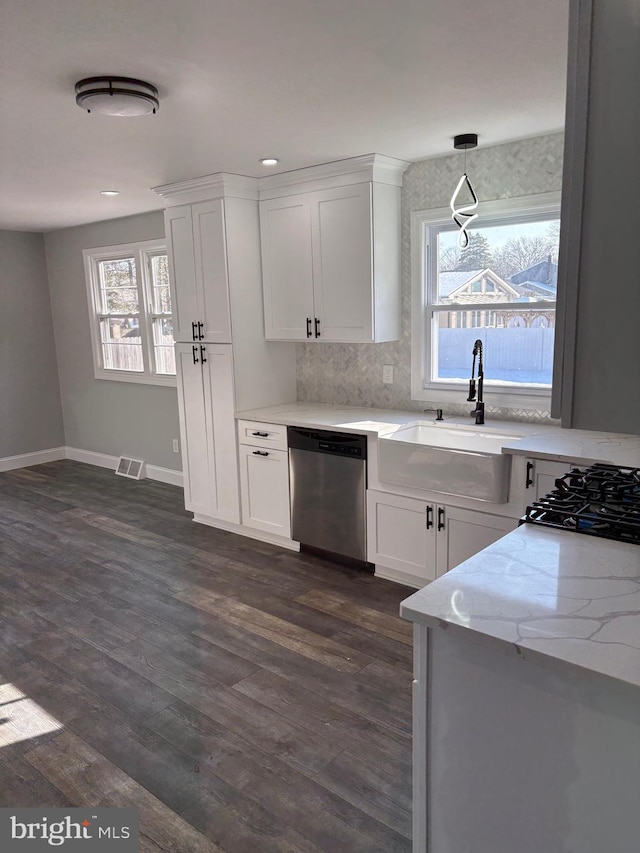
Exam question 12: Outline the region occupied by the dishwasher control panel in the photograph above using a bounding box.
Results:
[287,426,367,460]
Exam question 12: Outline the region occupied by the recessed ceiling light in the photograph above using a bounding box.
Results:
[260,158,279,166]
[75,77,159,116]
[100,190,120,196]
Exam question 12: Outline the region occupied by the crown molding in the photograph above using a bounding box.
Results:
[258,154,411,200]
[152,173,259,206]
[152,155,410,206]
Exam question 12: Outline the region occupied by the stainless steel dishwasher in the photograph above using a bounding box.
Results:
[287,426,367,562]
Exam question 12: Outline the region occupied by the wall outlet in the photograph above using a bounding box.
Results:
[382,364,394,384]
[172,439,180,453]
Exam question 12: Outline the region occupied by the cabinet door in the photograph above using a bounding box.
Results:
[435,505,516,577]
[165,206,199,343]
[239,445,291,537]
[524,458,573,501]
[175,343,217,515]
[311,183,373,342]
[201,344,240,523]
[367,491,436,582]
[192,199,232,343]
[260,196,314,340]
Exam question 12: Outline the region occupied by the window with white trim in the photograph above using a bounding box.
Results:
[411,193,561,408]
[84,240,176,385]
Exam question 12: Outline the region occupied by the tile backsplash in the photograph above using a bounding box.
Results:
[296,132,564,423]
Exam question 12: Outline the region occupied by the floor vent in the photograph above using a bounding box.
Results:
[115,456,146,480]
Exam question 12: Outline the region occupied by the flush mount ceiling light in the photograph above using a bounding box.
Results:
[450,133,479,249]
[75,76,159,116]
[260,158,279,166]
[100,190,120,196]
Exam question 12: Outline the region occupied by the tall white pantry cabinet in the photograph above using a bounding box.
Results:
[153,174,297,530]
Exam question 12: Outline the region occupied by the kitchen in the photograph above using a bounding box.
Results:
[1,0,639,851]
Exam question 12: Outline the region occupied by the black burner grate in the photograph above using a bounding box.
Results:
[522,463,640,544]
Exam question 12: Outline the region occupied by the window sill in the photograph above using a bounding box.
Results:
[94,369,177,388]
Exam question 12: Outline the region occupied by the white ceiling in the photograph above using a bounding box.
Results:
[0,0,569,232]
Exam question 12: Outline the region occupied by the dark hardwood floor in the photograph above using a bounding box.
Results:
[0,460,413,852]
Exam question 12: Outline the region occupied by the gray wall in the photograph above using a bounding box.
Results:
[44,211,182,470]
[0,230,65,457]
[554,0,640,434]
[296,132,564,421]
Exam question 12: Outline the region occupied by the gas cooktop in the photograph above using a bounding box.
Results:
[522,463,640,545]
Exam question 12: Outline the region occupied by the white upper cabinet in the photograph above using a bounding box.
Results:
[259,154,408,343]
[164,199,232,344]
[312,184,373,342]
[260,196,314,340]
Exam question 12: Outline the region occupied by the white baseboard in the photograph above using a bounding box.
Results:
[145,464,183,488]
[0,444,183,488]
[65,447,183,487]
[193,513,301,551]
[65,446,118,470]
[0,446,67,473]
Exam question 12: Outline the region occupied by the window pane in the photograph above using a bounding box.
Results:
[100,317,143,372]
[436,218,560,305]
[105,287,139,313]
[98,258,138,313]
[150,254,171,314]
[153,317,176,375]
[431,310,555,386]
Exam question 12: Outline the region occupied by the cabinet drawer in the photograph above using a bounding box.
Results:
[237,419,288,451]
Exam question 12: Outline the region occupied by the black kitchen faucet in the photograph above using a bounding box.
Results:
[467,339,485,425]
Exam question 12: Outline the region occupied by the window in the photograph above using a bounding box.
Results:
[84,240,176,385]
[411,192,561,408]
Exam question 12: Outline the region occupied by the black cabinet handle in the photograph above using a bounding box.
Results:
[306,317,312,338]
[314,317,321,338]
[197,321,204,340]
[199,345,207,364]
[252,450,269,457]
[526,461,535,488]
[191,322,198,341]
[192,345,199,364]
[252,431,269,437]
[425,505,433,529]
[437,507,446,531]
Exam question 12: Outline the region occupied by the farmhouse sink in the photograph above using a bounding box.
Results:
[378,422,523,503]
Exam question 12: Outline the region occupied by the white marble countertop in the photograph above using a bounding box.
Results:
[237,401,640,467]
[401,525,640,688]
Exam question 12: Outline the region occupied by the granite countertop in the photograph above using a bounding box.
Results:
[237,401,640,467]
[400,525,640,689]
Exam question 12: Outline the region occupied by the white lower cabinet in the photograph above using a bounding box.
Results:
[436,504,516,576]
[367,490,516,586]
[175,343,239,522]
[524,457,574,501]
[239,444,291,537]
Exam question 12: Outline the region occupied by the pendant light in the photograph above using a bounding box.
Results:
[450,133,478,249]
